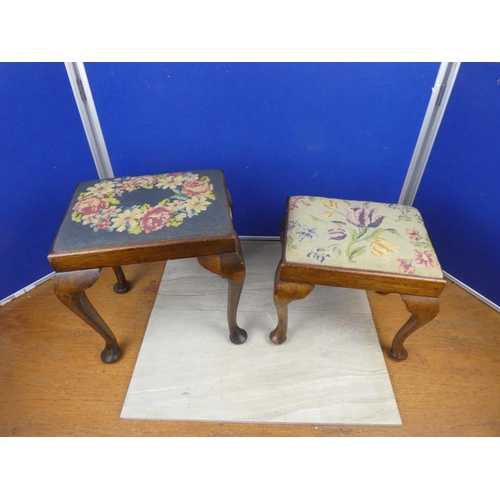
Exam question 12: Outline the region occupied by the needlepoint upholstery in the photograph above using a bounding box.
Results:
[48,168,248,363]
[285,196,443,279]
[52,170,233,253]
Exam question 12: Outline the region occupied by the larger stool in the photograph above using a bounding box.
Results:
[48,169,247,363]
[269,195,446,360]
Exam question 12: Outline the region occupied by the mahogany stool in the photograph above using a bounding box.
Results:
[269,195,446,360]
[48,169,247,363]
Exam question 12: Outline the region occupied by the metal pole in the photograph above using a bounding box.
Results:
[65,62,114,179]
[398,62,461,206]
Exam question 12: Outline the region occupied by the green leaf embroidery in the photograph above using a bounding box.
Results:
[167,219,183,227]
[157,198,170,207]
[349,246,367,261]
[128,224,142,235]
[207,192,217,200]
[363,228,385,241]
[108,197,120,205]
[140,203,152,213]
[357,227,369,239]
[412,241,431,248]
[347,228,358,241]
[71,212,83,222]
[200,176,210,182]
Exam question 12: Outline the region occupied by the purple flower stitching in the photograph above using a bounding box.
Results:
[328,228,347,240]
[346,206,385,228]
[414,249,437,269]
[397,258,416,275]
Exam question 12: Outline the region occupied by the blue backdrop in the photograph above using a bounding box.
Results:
[0,63,97,301]
[2,62,446,302]
[85,62,439,235]
[414,62,500,307]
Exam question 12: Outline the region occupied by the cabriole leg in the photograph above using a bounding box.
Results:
[269,263,315,345]
[53,269,121,363]
[391,294,440,361]
[198,238,247,344]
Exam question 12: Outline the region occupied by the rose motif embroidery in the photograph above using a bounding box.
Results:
[181,180,213,197]
[139,206,172,234]
[73,195,110,215]
[71,172,216,234]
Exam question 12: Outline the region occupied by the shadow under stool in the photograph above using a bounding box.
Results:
[48,169,247,363]
[269,195,446,360]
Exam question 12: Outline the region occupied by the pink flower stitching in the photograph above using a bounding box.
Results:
[414,249,437,269]
[73,195,110,215]
[139,206,172,233]
[181,180,213,197]
[397,258,416,275]
[289,196,308,210]
[405,228,420,241]
[129,175,159,188]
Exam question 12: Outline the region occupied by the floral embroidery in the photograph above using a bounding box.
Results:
[414,249,438,269]
[328,227,347,241]
[289,196,313,211]
[288,219,302,231]
[307,247,330,263]
[397,258,416,275]
[285,196,443,279]
[322,199,338,209]
[341,206,392,262]
[405,228,421,241]
[289,196,305,210]
[346,206,385,228]
[71,172,216,234]
[370,238,398,260]
[296,226,318,241]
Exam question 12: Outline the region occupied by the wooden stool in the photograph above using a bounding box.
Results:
[269,195,446,360]
[48,170,247,363]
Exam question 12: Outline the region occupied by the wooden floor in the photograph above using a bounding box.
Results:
[1,260,499,437]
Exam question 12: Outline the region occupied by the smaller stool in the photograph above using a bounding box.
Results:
[270,195,446,360]
[48,169,247,363]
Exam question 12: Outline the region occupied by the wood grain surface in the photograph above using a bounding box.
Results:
[1,261,499,436]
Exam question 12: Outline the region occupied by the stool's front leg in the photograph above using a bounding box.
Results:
[198,239,247,344]
[391,294,440,361]
[53,269,121,363]
[269,263,315,345]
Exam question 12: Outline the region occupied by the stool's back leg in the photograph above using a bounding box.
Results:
[391,294,440,361]
[53,270,121,363]
[112,266,131,294]
[270,264,315,345]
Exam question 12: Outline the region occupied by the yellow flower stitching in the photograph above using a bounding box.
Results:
[322,199,338,209]
[184,196,211,213]
[370,238,398,260]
